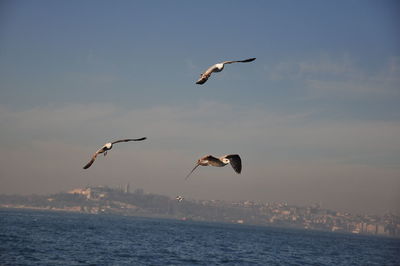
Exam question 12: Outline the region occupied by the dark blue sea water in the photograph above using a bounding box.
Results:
[0,209,399,265]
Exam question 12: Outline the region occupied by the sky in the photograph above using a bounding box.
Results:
[0,0,399,215]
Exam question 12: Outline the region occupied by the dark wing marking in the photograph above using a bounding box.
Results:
[83,152,99,169]
[112,137,146,144]
[196,75,209,84]
[224,154,242,174]
[222,58,256,65]
[185,163,200,180]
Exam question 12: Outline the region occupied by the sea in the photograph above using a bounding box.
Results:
[0,209,399,265]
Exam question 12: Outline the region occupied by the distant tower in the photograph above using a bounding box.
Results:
[125,183,130,194]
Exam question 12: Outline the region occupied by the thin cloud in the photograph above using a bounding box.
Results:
[1,101,399,166]
[264,55,400,99]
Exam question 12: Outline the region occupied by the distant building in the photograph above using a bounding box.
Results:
[68,186,110,200]
[366,224,376,234]
[68,188,90,198]
[377,224,386,235]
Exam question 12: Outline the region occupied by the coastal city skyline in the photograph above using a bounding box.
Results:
[0,1,399,216]
[1,184,399,238]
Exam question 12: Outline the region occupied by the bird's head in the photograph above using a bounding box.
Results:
[221,158,230,164]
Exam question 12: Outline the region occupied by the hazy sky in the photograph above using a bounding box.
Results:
[0,0,399,215]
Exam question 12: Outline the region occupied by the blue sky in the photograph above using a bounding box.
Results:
[0,0,399,214]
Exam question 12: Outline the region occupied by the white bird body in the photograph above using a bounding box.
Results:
[96,143,112,156]
[186,154,242,180]
[196,58,256,85]
[83,137,146,169]
[214,63,224,72]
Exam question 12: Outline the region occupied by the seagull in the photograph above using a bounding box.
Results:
[83,137,146,169]
[176,196,184,202]
[196,58,256,85]
[185,154,242,180]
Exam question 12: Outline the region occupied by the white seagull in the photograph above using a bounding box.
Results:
[83,137,146,169]
[196,58,256,85]
[185,154,242,180]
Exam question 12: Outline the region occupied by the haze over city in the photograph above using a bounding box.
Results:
[0,0,399,215]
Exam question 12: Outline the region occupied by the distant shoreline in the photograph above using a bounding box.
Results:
[1,187,398,238]
[2,205,398,240]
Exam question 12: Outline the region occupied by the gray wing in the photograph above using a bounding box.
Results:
[222,57,256,65]
[83,152,99,169]
[185,155,220,180]
[224,154,242,174]
[112,137,146,144]
[196,65,220,84]
[203,64,220,75]
[203,155,223,167]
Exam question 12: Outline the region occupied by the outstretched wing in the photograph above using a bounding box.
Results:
[222,57,256,65]
[224,154,242,174]
[83,152,99,169]
[112,137,147,144]
[185,163,200,180]
[203,64,220,75]
[196,65,219,84]
[196,75,209,85]
[202,155,223,167]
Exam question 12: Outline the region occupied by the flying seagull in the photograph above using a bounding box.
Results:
[83,137,146,169]
[185,154,242,180]
[176,195,184,202]
[196,58,256,85]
